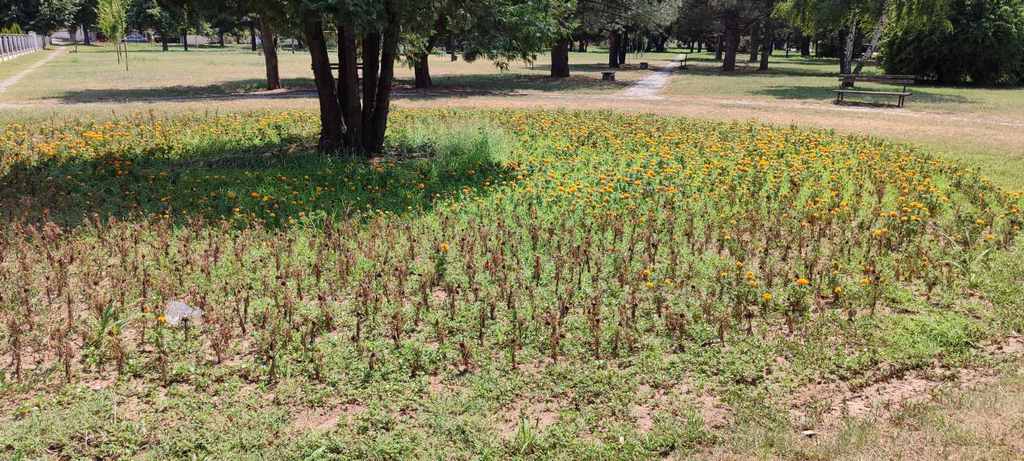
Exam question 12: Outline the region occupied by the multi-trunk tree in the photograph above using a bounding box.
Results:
[297,0,565,153]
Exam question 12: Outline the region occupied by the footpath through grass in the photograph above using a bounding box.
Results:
[0,109,1022,458]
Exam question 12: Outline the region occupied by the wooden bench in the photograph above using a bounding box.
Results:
[833,74,915,107]
[313,62,364,79]
[602,71,616,81]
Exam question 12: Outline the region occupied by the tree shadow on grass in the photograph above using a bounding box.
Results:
[413,72,630,94]
[0,136,515,230]
[49,78,317,103]
[681,61,837,79]
[51,72,629,105]
[686,53,841,67]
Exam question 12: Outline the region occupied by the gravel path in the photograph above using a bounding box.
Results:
[619,54,683,100]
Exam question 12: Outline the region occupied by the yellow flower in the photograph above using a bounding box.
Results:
[796,277,810,287]
[439,242,449,253]
[762,292,773,302]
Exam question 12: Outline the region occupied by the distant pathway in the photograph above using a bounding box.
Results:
[619,54,683,100]
[0,48,65,94]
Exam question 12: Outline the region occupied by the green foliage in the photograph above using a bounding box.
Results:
[31,0,80,34]
[0,23,24,33]
[877,311,983,367]
[97,0,126,42]
[883,0,1024,85]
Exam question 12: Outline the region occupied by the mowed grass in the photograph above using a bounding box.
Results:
[0,43,680,104]
[1,109,1022,458]
[667,52,1024,118]
[0,48,60,83]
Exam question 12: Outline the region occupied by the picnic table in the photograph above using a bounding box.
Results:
[834,74,915,108]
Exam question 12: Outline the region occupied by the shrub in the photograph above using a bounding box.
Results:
[882,0,1024,85]
[1,23,24,34]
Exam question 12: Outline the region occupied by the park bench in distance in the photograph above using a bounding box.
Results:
[834,74,915,108]
[314,62,364,80]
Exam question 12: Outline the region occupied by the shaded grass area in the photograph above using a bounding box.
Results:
[1,44,665,104]
[0,113,515,228]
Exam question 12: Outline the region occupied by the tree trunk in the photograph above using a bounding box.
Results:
[159,27,168,51]
[414,51,432,88]
[258,17,281,90]
[182,31,188,51]
[800,35,811,56]
[618,30,628,65]
[83,25,91,45]
[361,32,381,151]
[715,35,723,60]
[551,38,570,78]
[366,0,400,153]
[337,23,362,149]
[759,22,773,71]
[250,22,257,51]
[722,23,740,71]
[302,14,343,152]
[218,32,225,47]
[749,22,760,62]
[653,35,667,52]
[841,19,857,77]
[853,10,888,75]
[608,31,620,68]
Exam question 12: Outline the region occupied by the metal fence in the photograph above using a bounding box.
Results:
[0,33,46,62]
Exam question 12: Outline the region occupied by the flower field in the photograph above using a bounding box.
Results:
[1,109,1022,458]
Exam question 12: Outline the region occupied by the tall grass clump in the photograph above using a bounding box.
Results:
[388,119,512,177]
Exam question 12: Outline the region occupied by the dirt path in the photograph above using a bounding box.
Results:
[619,55,682,100]
[0,48,65,94]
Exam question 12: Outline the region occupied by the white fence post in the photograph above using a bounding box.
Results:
[0,33,46,61]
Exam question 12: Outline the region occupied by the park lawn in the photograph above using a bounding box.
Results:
[0,47,58,82]
[1,109,1023,459]
[667,52,1024,118]
[0,43,679,104]
[3,45,1023,194]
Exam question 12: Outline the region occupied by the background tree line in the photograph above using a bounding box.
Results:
[3,0,1022,152]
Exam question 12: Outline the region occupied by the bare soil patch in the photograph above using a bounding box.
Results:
[790,334,1024,433]
[291,402,368,433]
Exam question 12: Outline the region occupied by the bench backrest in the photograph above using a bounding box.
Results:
[838,74,915,85]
